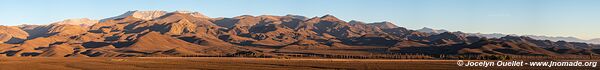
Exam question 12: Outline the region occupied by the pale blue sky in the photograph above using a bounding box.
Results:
[0,0,599,39]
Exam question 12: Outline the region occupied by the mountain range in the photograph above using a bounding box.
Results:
[415,27,600,44]
[0,10,598,57]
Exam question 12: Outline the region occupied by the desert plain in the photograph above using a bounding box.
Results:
[0,57,597,70]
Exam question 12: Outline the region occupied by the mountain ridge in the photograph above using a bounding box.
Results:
[0,10,598,58]
[416,27,600,44]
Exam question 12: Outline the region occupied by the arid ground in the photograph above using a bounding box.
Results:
[0,57,597,70]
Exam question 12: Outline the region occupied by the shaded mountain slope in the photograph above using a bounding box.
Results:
[0,10,598,58]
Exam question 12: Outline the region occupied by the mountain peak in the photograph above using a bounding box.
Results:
[125,10,168,19]
[320,14,341,21]
[500,35,536,41]
[421,27,433,30]
[321,14,336,18]
[172,10,209,18]
[367,21,398,29]
[173,10,194,13]
[101,10,167,21]
[348,20,365,25]
[417,27,449,34]
[101,10,210,22]
[285,14,308,20]
[50,18,99,27]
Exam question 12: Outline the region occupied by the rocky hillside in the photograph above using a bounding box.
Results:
[0,10,598,57]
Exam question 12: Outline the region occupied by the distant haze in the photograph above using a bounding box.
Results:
[0,0,598,39]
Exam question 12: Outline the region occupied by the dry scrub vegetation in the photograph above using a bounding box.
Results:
[0,57,597,70]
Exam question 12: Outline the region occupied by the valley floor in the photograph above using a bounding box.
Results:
[0,57,597,70]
